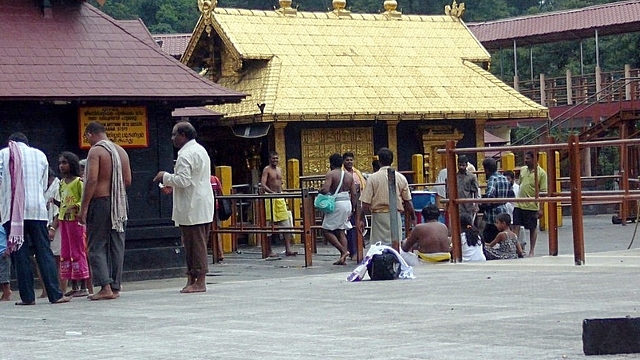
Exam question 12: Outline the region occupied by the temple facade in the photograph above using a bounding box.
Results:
[181,0,548,185]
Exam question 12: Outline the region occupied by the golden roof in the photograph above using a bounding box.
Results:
[184,6,548,123]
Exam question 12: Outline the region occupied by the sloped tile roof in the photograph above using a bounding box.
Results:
[0,0,244,104]
[153,33,193,58]
[467,0,640,49]
[172,106,223,118]
[184,8,547,122]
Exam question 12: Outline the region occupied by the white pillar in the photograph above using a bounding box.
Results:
[625,64,631,101]
[539,73,546,106]
[566,69,573,105]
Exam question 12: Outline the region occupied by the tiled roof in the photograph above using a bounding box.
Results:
[484,130,506,144]
[153,33,192,58]
[184,8,547,122]
[0,0,245,104]
[467,0,640,49]
[172,106,223,118]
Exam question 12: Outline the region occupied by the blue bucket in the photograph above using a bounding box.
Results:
[411,191,437,211]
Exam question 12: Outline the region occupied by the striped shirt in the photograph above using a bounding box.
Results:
[0,142,49,223]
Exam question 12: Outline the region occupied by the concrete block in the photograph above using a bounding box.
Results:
[583,317,640,355]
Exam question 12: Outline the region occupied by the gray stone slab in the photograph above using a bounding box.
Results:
[1,215,640,359]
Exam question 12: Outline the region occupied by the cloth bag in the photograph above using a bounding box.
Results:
[217,198,233,221]
[314,170,345,214]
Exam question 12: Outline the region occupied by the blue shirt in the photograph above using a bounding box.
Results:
[483,171,510,224]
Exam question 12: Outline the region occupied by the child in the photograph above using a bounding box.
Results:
[460,214,486,262]
[484,213,524,260]
[56,152,90,297]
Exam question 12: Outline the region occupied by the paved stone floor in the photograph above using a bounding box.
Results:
[2,215,640,359]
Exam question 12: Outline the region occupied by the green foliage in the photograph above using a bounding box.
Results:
[90,0,632,40]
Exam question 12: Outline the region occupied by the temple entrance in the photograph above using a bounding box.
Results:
[420,126,464,183]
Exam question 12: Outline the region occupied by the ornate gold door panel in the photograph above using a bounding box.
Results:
[301,128,373,175]
[420,126,463,183]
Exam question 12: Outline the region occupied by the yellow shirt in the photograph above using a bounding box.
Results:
[360,166,411,213]
[516,165,547,211]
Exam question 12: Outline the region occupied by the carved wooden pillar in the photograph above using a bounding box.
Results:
[475,119,486,175]
[273,122,287,185]
[387,120,399,167]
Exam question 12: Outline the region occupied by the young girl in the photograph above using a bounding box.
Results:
[56,152,90,296]
[460,214,486,262]
[484,213,524,260]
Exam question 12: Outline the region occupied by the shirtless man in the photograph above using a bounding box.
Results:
[401,204,449,255]
[79,121,131,300]
[260,151,295,258]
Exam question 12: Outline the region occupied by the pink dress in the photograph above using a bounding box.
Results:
[59,177,89,280]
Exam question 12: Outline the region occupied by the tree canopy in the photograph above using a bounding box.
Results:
[90,0,639,79]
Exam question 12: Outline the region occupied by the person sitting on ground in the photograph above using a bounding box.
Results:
[484,213,524,260]
[401,204,450,263]
[460,214,486,262]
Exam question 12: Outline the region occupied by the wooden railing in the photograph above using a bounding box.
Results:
[513,66,640,107]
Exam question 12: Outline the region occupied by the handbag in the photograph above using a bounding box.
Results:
[217,198,233,221]
[314,170,345,214]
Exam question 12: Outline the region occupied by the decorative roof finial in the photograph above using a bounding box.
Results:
[198,0,217,37]
[277,0,297,15]
[383,0,401,19]
[444,0,465,19]
[331,0,351,17]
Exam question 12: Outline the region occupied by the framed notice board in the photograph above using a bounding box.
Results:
[78,106,149,149]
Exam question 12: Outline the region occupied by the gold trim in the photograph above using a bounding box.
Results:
[444,0,465,19]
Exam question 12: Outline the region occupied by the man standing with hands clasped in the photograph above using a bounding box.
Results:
[154,121,213,293]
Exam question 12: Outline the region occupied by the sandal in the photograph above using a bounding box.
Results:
[64,290,78,297]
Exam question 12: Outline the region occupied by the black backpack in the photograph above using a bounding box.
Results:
[367,251,400,280]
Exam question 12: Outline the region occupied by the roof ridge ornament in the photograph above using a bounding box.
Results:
[198,0,217,37]
[331,0,351,17]
[383,0,402,19]
[276,0,297,16]
[444,0,465,19]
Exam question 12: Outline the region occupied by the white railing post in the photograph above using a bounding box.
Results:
[566,69,573,105]
[539,73,546,106]
[595,66,602,101]
[625,64,631,101]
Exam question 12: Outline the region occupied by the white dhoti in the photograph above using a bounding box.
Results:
[321,192,352,231]
[370,211,402,245]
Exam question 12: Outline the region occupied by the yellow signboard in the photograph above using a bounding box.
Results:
[78,107,149,149]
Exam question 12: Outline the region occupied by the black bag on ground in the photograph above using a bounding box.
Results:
[367,251,401,280]
[217,198,233,221]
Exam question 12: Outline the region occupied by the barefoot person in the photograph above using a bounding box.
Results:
[79,122,131,300]
[319,154,356,265]
[0,132,70,305]
[154,122,213,294]
[513,151,547,257]
[260,151,296,258]
[401,204,450,262]
[359,148,415,245]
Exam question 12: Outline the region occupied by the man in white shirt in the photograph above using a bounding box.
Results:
[154,122,214,294]
[0,132,69,305]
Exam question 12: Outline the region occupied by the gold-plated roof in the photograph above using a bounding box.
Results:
[186,7,548,122]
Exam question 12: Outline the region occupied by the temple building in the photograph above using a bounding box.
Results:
[0,0,245,278]
[181,0,548,185]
